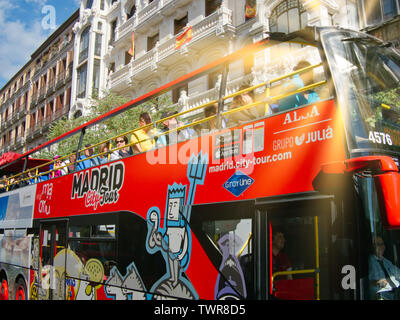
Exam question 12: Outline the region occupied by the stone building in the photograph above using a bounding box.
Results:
[0,10,79,154]
[69,0,360,120]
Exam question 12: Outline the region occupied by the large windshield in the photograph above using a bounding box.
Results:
[321,28,400,161]
[358,177,400,300]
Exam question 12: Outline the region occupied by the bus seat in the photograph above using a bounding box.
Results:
[274,277,314,300]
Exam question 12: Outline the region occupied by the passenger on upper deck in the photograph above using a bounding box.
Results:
[115,136,132,158]
[98,142,119,163]
[131,112,166,153]
[203,103,227,133]
[77,144,97,170]
[66,151,77,174]
[277,60,320,112]
[161,110,194,145]
[50,155,64,178]
[227,85,262,127]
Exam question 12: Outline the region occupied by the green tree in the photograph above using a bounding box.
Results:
[34,91,174,159]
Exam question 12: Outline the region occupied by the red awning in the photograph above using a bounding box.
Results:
[0,152,50,175]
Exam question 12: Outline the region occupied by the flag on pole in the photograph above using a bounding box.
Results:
[175,26,193,50]
[245,0,257,19]
[128,31,135,57]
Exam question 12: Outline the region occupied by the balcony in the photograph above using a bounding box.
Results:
[110,8,233,90]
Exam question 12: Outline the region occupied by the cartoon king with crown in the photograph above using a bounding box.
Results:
[146,152,208,300]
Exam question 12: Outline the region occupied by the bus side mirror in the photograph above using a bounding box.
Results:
[374,172,400,228]
[313,156,400,229]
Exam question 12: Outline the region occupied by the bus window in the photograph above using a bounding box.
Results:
[199,217,253,300]
[38,222,67,300]
[360,178,400,300]
[264,198,350,300]
[68,224,117,276]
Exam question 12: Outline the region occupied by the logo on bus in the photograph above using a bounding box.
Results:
[223,171,254,197]
[71,161,125,210]
[283,105,320,125]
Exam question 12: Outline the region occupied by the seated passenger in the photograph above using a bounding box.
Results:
[278,60,320,112]
[131,112,166,153]
[98,142,119,163]
[203,103,227,133]
[227,85,262,126]
[272,228,292,280]
[50,155,64,178]
[161,110,194,144]
[77,144,96,171]
[66,151,77,174]
[369,236,400,300]
[115,136,133,158]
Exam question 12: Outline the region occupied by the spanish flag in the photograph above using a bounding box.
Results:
[175,26,193,50]
[245,0,256,19]
[128,31,135,57]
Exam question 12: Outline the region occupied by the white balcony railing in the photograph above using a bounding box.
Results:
[110,8,232,89]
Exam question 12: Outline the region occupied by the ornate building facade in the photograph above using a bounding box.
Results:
[69,0,360,120]
[0,10,79,154]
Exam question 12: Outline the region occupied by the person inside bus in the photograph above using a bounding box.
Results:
[98,142,119,163]
[272,228,292,280]
[369,236,400,300]
[115,135,132,158]
[203,103,227,133]
[0,175,7,192]
[161,110,194,145]
[50,155,64,178]
[131,112,166,153]
[277,60,320,112]
[76,144,96,170]
[66,151,77,174]
[227,85,261,127]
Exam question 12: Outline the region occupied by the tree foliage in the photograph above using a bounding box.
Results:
[34,91,175,159]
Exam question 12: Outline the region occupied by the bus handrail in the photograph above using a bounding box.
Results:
[2,62,327,189]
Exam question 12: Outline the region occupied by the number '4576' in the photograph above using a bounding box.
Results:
[369,131,393,145]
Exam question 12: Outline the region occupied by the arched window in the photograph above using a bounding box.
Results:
[86,0,93,9]
[269,0,308,33]
[79,26,90,64]
[127,5,136,20]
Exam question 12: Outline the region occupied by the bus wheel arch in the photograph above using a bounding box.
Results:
[0,270,9,300]
[15,276,27,300]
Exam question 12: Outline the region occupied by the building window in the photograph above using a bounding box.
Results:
[95,33,102,56]
[127,5,136,20]
[125,51,132,65]
[172,84,188,104]
[86,0,93,9]
[175,14,188,35]
[147,33,159,51]
[110,19,118,44]
[79,26,90,64]
[360,0,400,27]
[92,59,100,97]
[77,63,88,98]
[206,0,221,17]
[269,0,308,33]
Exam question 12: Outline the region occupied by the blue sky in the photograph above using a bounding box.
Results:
[0,0,80,88]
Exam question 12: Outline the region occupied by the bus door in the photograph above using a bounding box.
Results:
[37,220,67,300]
[259,196,337,300]
[191,201,256,300]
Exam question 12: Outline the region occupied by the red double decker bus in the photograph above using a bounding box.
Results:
[1,27,400,301]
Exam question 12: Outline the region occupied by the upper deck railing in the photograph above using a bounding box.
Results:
[0,32,330,191]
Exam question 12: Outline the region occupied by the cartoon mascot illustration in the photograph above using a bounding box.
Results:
[146,152,208,300]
